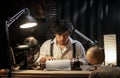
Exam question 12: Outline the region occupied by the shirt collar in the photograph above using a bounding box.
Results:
[51,37,75,44]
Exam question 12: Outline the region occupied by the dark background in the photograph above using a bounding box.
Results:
[0,0,120,68]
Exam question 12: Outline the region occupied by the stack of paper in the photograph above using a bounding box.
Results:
[46,60,71,70]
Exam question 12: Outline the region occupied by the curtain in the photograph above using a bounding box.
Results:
[57,0,120,49]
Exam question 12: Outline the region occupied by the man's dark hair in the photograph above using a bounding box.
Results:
[53,19,73,35]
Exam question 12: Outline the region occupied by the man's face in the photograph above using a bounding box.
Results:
[55,31,70,45]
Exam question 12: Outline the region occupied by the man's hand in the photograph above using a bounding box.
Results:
[40,55,56,64]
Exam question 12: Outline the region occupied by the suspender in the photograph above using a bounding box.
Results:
[50,43,54,57]
[50,42,76,58]
[72,43,76,58]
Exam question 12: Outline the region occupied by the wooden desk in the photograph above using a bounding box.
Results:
[0,70,91,78]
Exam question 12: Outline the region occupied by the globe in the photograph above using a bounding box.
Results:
[86,45,105,65]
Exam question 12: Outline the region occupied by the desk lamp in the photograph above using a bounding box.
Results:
[103,34,117,66]
[74,30,105,71]
[73,29,105,65]
[67,20,104,66]
[5,8,37,78]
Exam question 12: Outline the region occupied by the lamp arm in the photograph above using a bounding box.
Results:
[67,19,97,46]
[6,8,30,27]
[5,8,30,78]
[5,20,12,78]
[73,29,96,45]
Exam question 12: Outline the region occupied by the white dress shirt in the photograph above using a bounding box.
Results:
[37,37,87,64]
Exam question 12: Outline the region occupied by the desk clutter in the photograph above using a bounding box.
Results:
[12,59,83,70]
[39,60,82,70]
[1,65,120,78]
[11,58,120,78]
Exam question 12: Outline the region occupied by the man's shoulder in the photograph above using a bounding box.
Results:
[72,39,81,43]
[71,39,83,46]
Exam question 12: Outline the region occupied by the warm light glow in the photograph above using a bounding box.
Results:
[104,34,117,65]
[20,23,37,28]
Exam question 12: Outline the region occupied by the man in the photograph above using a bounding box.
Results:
[37,19,87,65]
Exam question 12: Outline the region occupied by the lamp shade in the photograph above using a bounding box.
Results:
[104,34,117,66]
[86,45,104,65]
[19,15,37,28]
